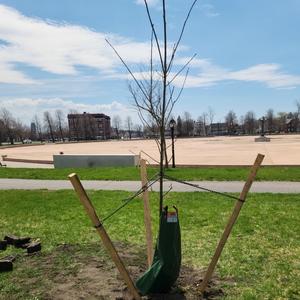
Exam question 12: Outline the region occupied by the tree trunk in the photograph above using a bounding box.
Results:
[164,139,168,168]
[159,0,168,215]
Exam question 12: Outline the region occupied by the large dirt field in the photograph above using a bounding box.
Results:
[1,135,300,166]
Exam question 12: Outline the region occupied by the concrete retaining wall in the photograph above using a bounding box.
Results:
[53,154,140,168]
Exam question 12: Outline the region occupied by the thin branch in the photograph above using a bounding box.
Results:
[130,87,157,121]
[143,0,164,69]
[167,0,199,72]
[168,53,196,86]
[165,85,175,113]
[106,39,149,101]
[165,68,189,122]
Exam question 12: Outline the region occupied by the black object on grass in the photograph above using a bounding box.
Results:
[26,241,42,254]
[0,255,17,272]
[4,235,31,248]
[0,240,7,251]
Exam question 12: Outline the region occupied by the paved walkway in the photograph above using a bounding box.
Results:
[0,179,300,193]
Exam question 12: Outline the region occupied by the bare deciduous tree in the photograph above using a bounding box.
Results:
[135,124,143,138]
[107,0,199,212]
[296,100,300,131]
[44,111,55,143]
[0,119,4,146]
[183,111,194,136]
[125,116,133,139]
[176,115,183,137]
[201,112,208,136]
[0,108,15,144]
[208,106,215,135]
[33,115,43,142]
[225,110,238,135]
[55,110,65,142]
[243,111,256,135]
[112,115,122,139]
[266,109,275,133]
[14,119,28,143]
[195,113,207,136]
[277,112,287,133]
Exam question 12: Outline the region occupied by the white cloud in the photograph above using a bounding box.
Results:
[228,64,300,89]
[135,0,160,7]
[0,5,154,84]
[172,59,300,89]
[0,4,300,91]
[199,4,220,18]
[0,98,136,124]
[0,61,37,84]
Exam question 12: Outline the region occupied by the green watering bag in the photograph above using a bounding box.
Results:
[136,206,181,296]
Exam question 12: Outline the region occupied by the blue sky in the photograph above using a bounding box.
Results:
[0,0,300,124]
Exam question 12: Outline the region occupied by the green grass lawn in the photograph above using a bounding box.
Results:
[0,166,300,181]
[0,190,299,299]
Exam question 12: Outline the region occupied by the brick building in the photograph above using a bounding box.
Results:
[68,112,111,140]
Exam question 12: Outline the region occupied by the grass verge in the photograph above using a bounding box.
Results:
[0,190,299,299]
[0,166,300,181]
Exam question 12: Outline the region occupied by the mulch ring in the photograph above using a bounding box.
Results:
[3,242,232,299]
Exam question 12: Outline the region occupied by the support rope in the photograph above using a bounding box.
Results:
[101,173,160,223]
[163,174,242,202]
[140,150,160,164]
[99,170,244,225]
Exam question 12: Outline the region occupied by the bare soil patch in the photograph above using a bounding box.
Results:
[4,243,229,299]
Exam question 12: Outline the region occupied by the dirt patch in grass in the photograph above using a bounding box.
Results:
[1,242,230,299]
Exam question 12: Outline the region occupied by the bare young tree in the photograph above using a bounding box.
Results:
[135,124,143,138]
[266,109,275,133]
[107,0,199,212]
[296,100,300,131]
[55,109,65,142]
[33,115,43,142]
[195,113,207,136]
[176,115,183,137]
[0,108,15,144]
[44,111,55,143]
[225,110,238,135]
[0,119,4,146]
[296,101,300,115]
[277,112,287,133]
[182,111,194,136]
[14,119,28,143]
[243,111,256,135]
[208,106,215,135]
[125,116,133,139]
[201,112,208,136]
[112,115,122,139]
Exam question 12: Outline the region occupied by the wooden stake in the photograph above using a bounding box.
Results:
[140,159,154,268]
[68,173,141,300]
[199,153,265,294]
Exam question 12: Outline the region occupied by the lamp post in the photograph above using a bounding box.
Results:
[169,119,176,168]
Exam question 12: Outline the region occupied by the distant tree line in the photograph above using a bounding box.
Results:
[0,108,69,145]
[111,101,300,139]
[0,101,299,145]
[172,102,300,137]
[111,115,143,140]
